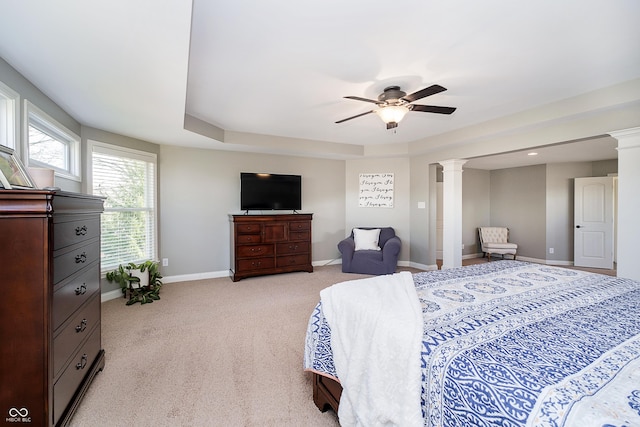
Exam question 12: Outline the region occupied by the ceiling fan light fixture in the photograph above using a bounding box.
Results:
[376,105,409,125]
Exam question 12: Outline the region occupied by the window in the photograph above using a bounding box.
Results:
[25,101,80,179]
[88,141,157,272]
[0,81,19,150]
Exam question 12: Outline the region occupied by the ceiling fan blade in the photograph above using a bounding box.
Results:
[335,110,375,124]
[344,96,379,104]
[410,104,457,114]
[402,84,447,103]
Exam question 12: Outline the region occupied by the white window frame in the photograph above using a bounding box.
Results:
[0,81,19,151]
[87,140,158,273]
[24,100,80,181]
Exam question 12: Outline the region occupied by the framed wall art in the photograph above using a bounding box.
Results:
[358,172,394,208]
[0,145,36,189]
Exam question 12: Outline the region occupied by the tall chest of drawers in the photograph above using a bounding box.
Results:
[230,213,313,281]
[0,190,104,426]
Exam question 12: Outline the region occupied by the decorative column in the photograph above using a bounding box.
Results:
[609,127,640,281]
[439,159,467,269]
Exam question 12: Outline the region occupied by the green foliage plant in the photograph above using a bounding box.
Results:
[106,260,163,305]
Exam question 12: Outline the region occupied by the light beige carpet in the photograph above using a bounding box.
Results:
[70,265,422,427]
[70,259,612,426]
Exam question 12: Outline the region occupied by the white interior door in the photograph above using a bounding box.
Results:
[574,177,614,268]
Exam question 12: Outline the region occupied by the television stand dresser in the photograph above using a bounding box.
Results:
[230,213,313,281]
[0,190,104,426]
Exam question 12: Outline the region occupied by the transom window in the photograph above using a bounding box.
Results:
[0,81,19,150]
[25,101,80,179]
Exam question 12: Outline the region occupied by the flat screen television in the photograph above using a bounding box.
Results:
[240,172,302,211]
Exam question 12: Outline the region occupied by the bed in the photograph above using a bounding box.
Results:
[304,261,640,426]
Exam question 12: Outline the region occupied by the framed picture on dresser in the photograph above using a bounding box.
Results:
[0,145,36,189]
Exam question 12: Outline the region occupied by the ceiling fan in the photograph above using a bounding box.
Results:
[336,84,456,129]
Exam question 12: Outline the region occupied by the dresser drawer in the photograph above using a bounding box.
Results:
[53,239,100,284]
[236,233,262,244]
[237,244,274,258]
[288,230,310,242]
[277,241,310,255]
[53,263,100,329]
[53,294,100,377]
[238,257,275,271]
[53,215,100,250]
[237,223,262,234]
[276,254,310,268]
[53,326,101,425]
[289,221,310,231]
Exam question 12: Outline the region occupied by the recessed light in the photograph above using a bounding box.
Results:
[528,152,538,156]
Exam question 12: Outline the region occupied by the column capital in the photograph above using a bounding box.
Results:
[610,127,640,151]
[608,127,640,139]
[439,159,468,171]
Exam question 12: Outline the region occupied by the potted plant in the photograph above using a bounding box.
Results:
[106,260,163,305]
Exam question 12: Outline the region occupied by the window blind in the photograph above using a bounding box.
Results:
[91,144,157,271]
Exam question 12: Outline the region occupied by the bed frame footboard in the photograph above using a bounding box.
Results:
[312,372,342,413]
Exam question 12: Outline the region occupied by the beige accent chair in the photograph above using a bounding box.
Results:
[478,227,518,261]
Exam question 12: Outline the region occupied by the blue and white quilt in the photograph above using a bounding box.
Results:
[304,261,640,427]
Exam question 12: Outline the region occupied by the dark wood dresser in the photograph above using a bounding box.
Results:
[230,213,313,281]
[0,190,104,426]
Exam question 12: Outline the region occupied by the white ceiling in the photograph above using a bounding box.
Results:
[464,136,619,170]
[1,0,639,167]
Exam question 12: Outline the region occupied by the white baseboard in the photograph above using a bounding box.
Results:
[101,288,124,303]
[408,261,436,271]
[101,270,231,302]
[314,258,341,267]
[515,255,573,266]
[162,270,230,284]
[542,259,573,266]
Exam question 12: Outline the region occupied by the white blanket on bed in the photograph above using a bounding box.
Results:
[319,271,423,427]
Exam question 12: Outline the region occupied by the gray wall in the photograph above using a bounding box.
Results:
[545,162,594,262]
[1,57,82,192]
[344,157,411,263]
[545,160,617,263]
[486,160,618,264]
[490,165,547,259]
[159,145,346,278]
[408,157,433,268]
[462,168,491,256]
[4,56,627,288]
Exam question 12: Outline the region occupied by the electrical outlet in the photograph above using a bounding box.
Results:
[461,244,465,249]
[549,248,554,254]
[162,258,169,266]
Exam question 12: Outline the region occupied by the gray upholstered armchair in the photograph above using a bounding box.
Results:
[338,227,401,274]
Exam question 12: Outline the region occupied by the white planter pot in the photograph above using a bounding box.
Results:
[129,268,150,289]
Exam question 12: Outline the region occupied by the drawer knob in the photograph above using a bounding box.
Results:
[75,283,87,295]
[75,319,88,333]
[76,354,88,370]
[75,225,88,236]
[75,252,87,263]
